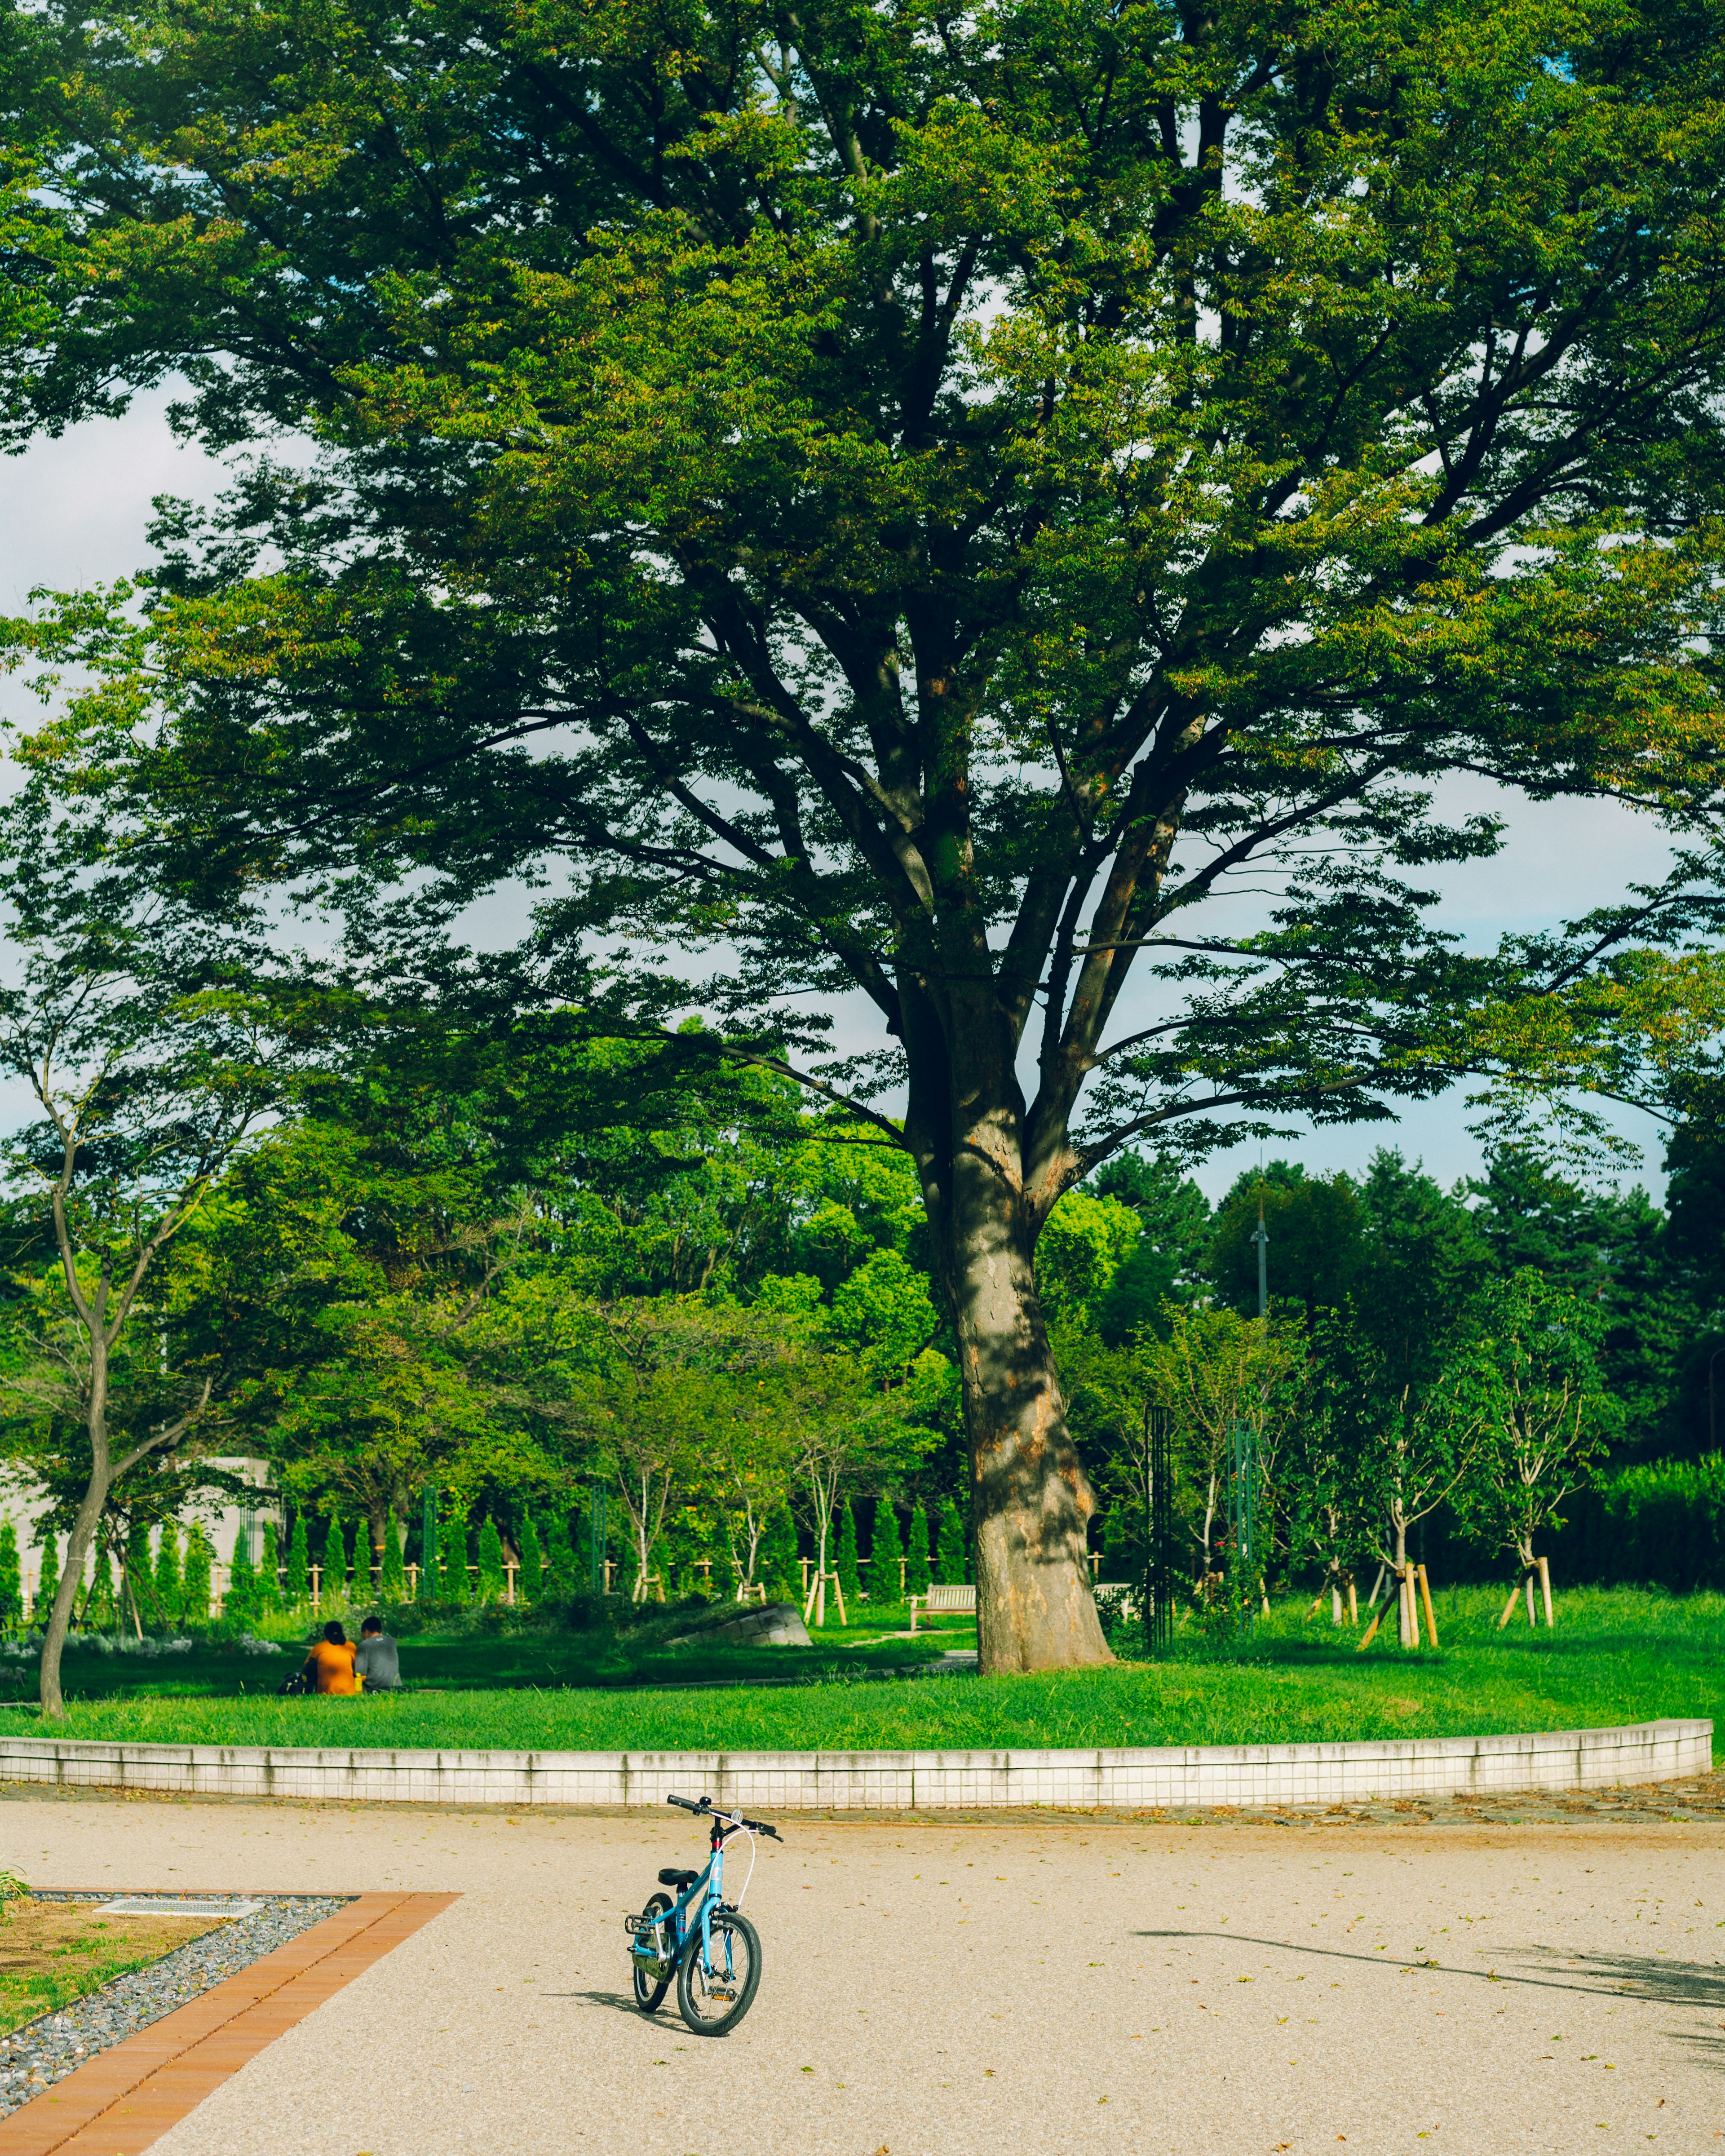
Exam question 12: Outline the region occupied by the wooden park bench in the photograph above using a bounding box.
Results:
[908,1582,976,1632]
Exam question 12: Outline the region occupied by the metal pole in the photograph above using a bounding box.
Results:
[589,1483,608,1595]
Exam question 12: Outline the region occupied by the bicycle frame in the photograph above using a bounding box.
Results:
[629,1824,738,1978]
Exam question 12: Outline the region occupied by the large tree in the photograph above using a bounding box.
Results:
[6,0,1725,1667]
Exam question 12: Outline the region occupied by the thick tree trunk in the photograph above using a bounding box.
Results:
[947,1198,1111,1675]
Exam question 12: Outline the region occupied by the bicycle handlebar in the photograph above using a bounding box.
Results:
[666,1793,782,1841]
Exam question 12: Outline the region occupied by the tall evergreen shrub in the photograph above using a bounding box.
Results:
[0,1522,21,1627]
[154,1523,181,1625]
[519,1512,544,1601]
[285,1515,310,1606]
[228,1529,257,1625]
[477,1516,506,1601]
[905,1507,932,1598]
[380,1512,407,1601]
[258,1523,282,1614]
[87,1545,116,1629]
[181,1528,212,1625]
[547,1512,577,1596]
[867,1501,904,1607]
[352,1520,375,1596]
[835,1500,861,1607]
[323,1517,349,1599]
[760,1504,800,1604]
[936,1500,969,1585]
[35,1529,60,1626]
[443,1510,470,1602]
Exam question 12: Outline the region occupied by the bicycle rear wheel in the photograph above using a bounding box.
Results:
[677,1908,761,2037]
[632,1892,675,2013]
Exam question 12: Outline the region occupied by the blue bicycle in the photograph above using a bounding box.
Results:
[625,1794,780,2036]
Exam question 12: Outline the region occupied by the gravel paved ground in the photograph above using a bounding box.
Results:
[0,1893,348,2120]
[3,1788,1722,2156]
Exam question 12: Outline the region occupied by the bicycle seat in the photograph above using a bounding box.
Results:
[658,1869,699,1890]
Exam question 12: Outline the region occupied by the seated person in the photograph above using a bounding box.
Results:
[354,1615,401,1693]
[302,1620,360,1695]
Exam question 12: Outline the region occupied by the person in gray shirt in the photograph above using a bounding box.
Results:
[355,1616,402,1692]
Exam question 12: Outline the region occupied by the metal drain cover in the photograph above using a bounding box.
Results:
[96,1896,261,1919]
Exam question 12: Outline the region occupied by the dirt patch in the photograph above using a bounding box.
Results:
[0,1901,221,2035]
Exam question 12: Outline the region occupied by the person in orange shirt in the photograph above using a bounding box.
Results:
[301,1621,360,1695]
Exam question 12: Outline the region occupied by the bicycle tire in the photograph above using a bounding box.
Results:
[632,1891,675,2013]
[677,1908,762,2037]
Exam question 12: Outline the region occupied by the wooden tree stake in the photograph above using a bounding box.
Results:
[1537,1555,1554,1629]
[1497,1576,1525,1629]
[1416,1565,1439,1650]
[1347,1579,1358,1626]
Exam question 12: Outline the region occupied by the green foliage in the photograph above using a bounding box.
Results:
[835,1500,861,1608]
[380,1513,406,1602]
[284,1516,309,1607]
[180,1528,211,1625]
[227,1531,257,1627]
[477,1516,505,1603]
[758,1505,800,1605]
[936,1501,969,1588]
[867,1501,903,1608]
[153,1526,181,1628]
[517,1512,543,1603]
[35,1530,59,1625]
[442,1511,470,1603]
[0,1523,19,1627]
[322,1518,348,1597]
[257,1523,282,1615]
[904,1507,932,1600]
[546,1512,577,1598]
[1035,1195,1143,1330]
[1209,1171,1365,1321]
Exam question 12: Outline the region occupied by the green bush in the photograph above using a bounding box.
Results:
[258,1523,283,1615]
[867,1501,903,1606]
[228,1530,257,1626]
[518,1511,544,1601]
[936,1500,969,1586]
[285,1516,310,1607]
[35,1529,60,1626]
[477,1516,505,1602]
[181,1528,212,1625]
[759,1504,800,1603]
[0,1521,20,1627]
[546,1512,577,1597]
[836,1500,861,1608]
[905,1506,932,1598]
[153,1524,180,1627]
[1553,1457,1725,1592]
[380,1513,407,1602]
[443,1511,470,1603]
[322,1517,348,1598]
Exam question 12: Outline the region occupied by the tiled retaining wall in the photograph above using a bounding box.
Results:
[0,1720,1709,1810]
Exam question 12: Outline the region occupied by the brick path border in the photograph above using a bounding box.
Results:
[0,1892,456,2156]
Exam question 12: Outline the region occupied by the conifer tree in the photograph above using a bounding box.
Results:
[323,1517,349,1600]
[867,1502,904,1609]
[228,1529,257,1626]
[835,1500,861,1609]
[88,1545,116,1630]
[35,1529,60,1630]
[352,1521,376,1597]
[380,1513,407,1602]
[936,1501,970,1587]
[0,1523,21,1628]
[154,1523,181,1627]
[477,1516,506,1602]
[518,1512,543,1603]
[180,1528,212,1626]
[443,1511,470,1603]
[905,1507,932,1599]
[285,1515,310,1607]
[257,1523,282,1615]
[547,1512,577,1598]
[760,1505,801,1606]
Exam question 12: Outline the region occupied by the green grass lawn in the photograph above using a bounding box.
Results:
[2,1586,1717,1756]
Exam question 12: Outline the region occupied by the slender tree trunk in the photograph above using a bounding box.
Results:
[946,1206,1110,1675]
[40,1330,112,1719]
[1393,1512,1411,1647]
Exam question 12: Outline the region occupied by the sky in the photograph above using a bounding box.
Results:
[0,393,1687,1206]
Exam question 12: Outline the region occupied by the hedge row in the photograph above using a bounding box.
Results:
[1545,1457,1725,1594]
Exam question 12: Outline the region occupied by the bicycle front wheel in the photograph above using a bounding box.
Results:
[632,1892,675,2014]
[677,1908,762,2036]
